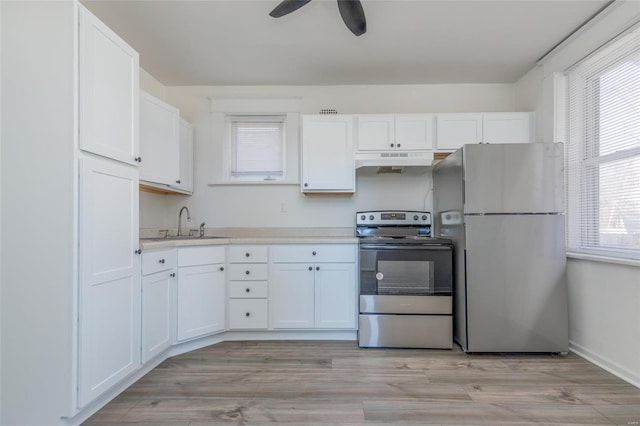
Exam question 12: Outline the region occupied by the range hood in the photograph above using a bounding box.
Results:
[355,151,434,175]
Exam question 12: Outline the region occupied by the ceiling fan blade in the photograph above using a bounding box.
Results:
[337,0,366,36]
[269,0,312,18]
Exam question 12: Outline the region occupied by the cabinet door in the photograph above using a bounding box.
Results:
[436,113,483,151]
[175,118,194,193]
[79,7,139,165]
[301,115,355,192]
[139,91,180,185]
[78,156,140,407]
[177,264,226,341]
[142,271,173,363]
[482,112,533,143]
[395,114,434,150]
[314,263,356,329]
[271,263,315,328]
[356,114,395,150]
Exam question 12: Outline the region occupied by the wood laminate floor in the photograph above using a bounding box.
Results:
[84,341,640,425]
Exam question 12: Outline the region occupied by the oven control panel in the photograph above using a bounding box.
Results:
[356,210,431,226]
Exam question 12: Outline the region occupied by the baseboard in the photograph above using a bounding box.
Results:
[570,340,640,388]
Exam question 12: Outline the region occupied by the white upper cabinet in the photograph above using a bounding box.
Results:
[436,112,533,151]
[482,112,534,144]
[357,114,434,151]
[79,7,139,165]
[139,90,180,186]
[175,118,194,193]
[301,115,355,193]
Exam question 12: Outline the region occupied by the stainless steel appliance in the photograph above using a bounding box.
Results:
[433,143,568,353]
[356,210,453,349]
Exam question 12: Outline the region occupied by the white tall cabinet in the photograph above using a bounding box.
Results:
[1,2,140,424]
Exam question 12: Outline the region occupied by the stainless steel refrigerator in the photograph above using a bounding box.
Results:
[433,143,568,353]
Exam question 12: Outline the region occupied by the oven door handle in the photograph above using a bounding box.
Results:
[359,244,452,250]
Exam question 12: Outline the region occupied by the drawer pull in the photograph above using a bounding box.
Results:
[159,259,165,264]
[316,266,320,271]
[308,266,312,271]
[170,272,176,277]
[245,270,250,275]
[245,312,251,317]
[312,251,317,256]
[219,266,225,271]
[245,288,251,293]
[245,252,250,257]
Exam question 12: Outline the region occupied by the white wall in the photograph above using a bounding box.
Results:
[140,83,518,230]
[513,0,640,387]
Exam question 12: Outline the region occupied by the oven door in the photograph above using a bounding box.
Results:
[359,244,453,298]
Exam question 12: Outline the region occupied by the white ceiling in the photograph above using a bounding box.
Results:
[81,0,611,86]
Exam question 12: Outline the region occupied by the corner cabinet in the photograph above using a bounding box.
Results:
[139,90,180,186]
[301,115,355,193]
[436,112,533,151]
[176,246,226,341]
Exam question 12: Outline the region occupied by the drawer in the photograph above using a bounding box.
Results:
[178,246,225,267]
[229,281,268,298]
[229,299,268,329]
[270,244,357,263]
[228,264,268,281]
[142,249,175,275]
[229,245,268,263]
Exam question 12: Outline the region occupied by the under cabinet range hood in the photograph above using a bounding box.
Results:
[355,151,434,175]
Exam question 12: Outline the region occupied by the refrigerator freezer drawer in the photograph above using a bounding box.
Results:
[359,314,453,349]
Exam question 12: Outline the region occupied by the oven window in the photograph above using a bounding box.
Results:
[377,260,434,294]
[359,247,452,296]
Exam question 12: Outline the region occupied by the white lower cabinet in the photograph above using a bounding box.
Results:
[228,245,269,330]
[270,244,357,330]
[271,263,316,328]
[78,156,140,407]
[176,246,226,341]
[141,248,175,363]
[142,270,174,362]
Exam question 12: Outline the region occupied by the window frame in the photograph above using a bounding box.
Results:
[226,114,287,182]
[565,30,640,262]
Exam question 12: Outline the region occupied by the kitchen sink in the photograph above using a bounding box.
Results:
[141,236,227,242]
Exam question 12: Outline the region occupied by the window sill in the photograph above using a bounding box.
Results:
[566,251,640,267]
[208,180,300,186]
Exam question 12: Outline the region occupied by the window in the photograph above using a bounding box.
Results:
[227,115,285,182]
[566,27,640,260]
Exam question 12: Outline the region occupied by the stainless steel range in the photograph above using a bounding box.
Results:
[356,210,453,349]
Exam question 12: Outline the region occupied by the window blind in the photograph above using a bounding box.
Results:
[229,116,284,180]
[566,26,640,260]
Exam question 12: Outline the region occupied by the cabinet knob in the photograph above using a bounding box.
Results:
[134,249,142,255]
[308,266,313,271]
[245,312,251,317]
[316,266,320,271]
[312,251,317,256]
[245,252,250,257]
[175,179,181,184]
[170,272,176,277]
[390,143,394,148]
[159,259,165,264]
[134,156,142,163]
[245,288,251,293]
[304,183,308,187]
[245,270,250,275]
[219,266,224,271]
[397,143,401,148]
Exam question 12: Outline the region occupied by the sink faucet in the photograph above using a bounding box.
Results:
[177,206,191,237]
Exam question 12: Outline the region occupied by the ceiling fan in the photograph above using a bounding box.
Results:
[269,0,367,36]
